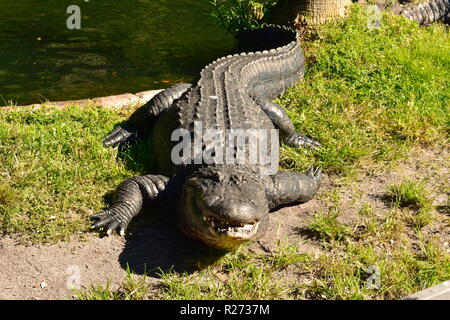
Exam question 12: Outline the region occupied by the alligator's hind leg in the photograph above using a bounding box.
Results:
[91,175,169,235]
[103,83,191,147]
[252,97,321,150]
[267,167,322,209]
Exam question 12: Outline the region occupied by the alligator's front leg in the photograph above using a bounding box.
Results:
[267,167,322,209]
[103,83,191,147]
[91,175,170,235]
[252,96,321,150]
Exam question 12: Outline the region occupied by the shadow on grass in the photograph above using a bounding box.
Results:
[116,136,155,175]
[292,226,323,241]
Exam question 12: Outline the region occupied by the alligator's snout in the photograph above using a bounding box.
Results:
[203,195,262,223]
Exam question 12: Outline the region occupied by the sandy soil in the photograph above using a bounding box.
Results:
[0,147,448,300]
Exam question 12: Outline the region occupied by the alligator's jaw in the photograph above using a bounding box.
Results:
[180,224,262,251]
[179,213,265,250]
[202,216,260,240]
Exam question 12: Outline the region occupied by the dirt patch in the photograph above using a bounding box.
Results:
[0,235,125,300]
[0,146,448,300]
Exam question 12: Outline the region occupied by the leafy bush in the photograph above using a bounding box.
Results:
[210,0,279,32]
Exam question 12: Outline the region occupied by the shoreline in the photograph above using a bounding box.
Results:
[1,89,164,111]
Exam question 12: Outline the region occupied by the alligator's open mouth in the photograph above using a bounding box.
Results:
[202,216,260,239]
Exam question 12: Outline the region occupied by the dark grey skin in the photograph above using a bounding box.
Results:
[91,25,322,250]
[398,0,449,25]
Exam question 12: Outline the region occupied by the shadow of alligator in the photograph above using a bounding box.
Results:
[118,215,227,277]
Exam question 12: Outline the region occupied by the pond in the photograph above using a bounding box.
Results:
[0,0,234,106]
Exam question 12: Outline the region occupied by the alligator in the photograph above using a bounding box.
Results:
[395,0,450,25]
[91,25,322,250]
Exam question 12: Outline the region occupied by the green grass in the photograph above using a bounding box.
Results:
[301,236,449,299]
[308,209,351,242]
[386,179,435,228]
[387,180,432,209]
[158,243,309,300]
[75,228,449,300]
[278,5,449,175]
[77,242,307,300]
[73,267,151,300]
[0,105,141,243]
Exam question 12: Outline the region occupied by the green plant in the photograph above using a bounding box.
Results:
[210,0,278,32]
[263,238,309,270]
[309,209,351,242]
[387,180,431,209]
[74,267,150,300]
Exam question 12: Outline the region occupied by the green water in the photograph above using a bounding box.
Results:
[0,0,234,105]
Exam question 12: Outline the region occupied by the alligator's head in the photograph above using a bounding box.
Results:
[177,166,270,250]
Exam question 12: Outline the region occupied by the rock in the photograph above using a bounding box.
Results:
[7,88,164,110]
[92,93,140,108]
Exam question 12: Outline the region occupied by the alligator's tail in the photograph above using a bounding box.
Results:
[196,25,304,100]
[235,25,304,100]
[398,0,449,25]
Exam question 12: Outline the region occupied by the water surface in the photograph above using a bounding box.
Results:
[0,0,234,105]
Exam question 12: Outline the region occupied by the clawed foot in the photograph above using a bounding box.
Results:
[306,166,322,190]
[306,166,322,179]
[90,175,169,236]
[284,133,321,150]
[90,203,134,236]
[102,121,137,147]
